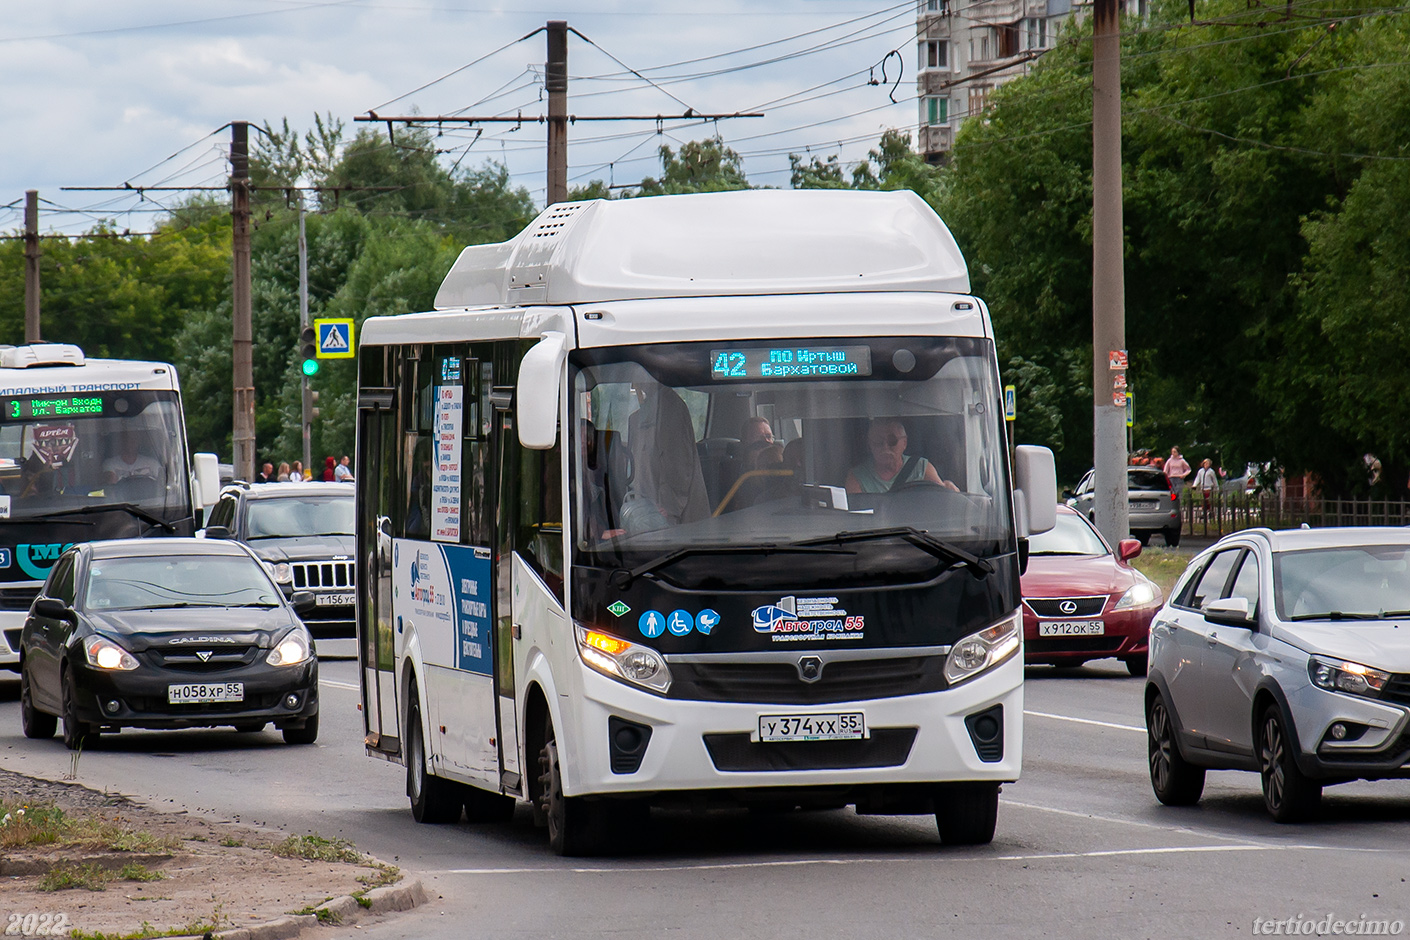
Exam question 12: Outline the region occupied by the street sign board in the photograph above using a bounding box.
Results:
[1004,385,1016,422]
[315,318,355,359]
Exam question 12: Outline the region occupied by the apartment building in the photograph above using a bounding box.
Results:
[916,0,1075,160]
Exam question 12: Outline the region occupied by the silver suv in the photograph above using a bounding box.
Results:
[1068,467,1181,547]
[1146,527,1410,822]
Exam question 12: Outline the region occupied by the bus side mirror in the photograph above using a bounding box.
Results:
[193,453,221,511]
[1013,445,1057,537]
[517,331,567,450]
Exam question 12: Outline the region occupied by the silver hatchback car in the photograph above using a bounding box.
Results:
[1146,527,1410,822]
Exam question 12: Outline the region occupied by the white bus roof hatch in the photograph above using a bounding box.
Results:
[433,189,971,309]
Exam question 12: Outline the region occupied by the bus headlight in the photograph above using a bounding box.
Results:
[944,613,1021,686]
[575,626,671,694]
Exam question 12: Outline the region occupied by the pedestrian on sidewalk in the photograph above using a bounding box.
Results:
[1165,447,1191,494]
[1193,458,1218,520]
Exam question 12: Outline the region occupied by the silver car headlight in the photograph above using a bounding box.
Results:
[270,562,293,586]
[84,635,139,671]
[575,625,671,694]
[266,629,313,667]
[1309,656,1390,698]
[1114,578,1161,610]
[944,613,1021,686]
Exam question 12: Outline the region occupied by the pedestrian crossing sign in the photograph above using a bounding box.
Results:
[315,318,355,359]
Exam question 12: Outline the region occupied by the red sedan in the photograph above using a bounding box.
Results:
[1021,505,1163,676]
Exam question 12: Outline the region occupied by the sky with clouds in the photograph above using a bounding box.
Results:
[0,1,923,236]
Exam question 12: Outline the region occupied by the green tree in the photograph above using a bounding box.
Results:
[635,139,751,194]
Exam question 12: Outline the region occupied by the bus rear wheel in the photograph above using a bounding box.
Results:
[407,702,462,824]
[537,724,612,856]
[933,782,999,846]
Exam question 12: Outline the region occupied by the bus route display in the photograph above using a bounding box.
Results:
[710,345,872,380]
[2,394,109,421]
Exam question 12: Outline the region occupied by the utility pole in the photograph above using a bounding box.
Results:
[1091,0,1128,548]
[299,195,312,473]
[231,122,256,484]
[546,20,569,206]
[23,191,40,344]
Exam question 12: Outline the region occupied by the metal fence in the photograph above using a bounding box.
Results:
[1181,491,1410,539]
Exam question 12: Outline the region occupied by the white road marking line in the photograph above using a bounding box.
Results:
[1024,709,1145,734]
[999,798,1303,848]
[319,679,360,691]
[430,843,1330,876]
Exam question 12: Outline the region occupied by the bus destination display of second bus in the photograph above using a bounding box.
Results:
[711,346,871,380]
[3,394,109,420]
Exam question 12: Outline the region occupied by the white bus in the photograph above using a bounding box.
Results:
[0,344,215,675]
[354,190,1056,855]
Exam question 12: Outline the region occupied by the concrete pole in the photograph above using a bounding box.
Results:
[545,20,568,206]
[231,122,256,483]
[1091,0,1128,547]
[299,196,312,474]
[23,191,40,344]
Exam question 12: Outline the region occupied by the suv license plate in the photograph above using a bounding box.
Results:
[758,713,866,742]
[316,592,355,606]
[168,682,244,704]
[1037,621,1104,637]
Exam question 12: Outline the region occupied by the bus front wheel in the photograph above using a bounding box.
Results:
[407,702,462,824]
[537,723,612,856]
[934,782,999,846]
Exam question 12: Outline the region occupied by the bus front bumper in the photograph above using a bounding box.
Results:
[560,652,1023,797]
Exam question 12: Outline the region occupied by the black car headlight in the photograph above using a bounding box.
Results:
[1309,656,1389,698]
[944,613,1021,686]
[84,635,139,671]
[267,629,313,667]
[575,625,671,694]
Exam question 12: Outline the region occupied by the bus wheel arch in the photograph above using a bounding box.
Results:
[523,683,552,827]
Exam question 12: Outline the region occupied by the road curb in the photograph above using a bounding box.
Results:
[156,880,427,940]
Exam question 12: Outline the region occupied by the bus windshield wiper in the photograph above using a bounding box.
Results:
[794,526,994,578]
[612,543,855,589]
[30,502,177,533]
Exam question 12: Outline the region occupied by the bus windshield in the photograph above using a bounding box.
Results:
[0,390,191,523]
[570,337,1012,567]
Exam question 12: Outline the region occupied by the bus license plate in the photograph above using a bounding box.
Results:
[758,713,866,743]
[316,592,355,606]
[1037,621,1104,637]
[168,682,244,704]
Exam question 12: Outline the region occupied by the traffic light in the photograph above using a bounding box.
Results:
[300,326,319,376]
[310,390,320,420]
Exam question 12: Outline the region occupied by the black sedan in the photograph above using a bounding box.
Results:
[17,538,319,749]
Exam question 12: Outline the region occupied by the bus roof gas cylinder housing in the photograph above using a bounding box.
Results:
[433,189,970,309]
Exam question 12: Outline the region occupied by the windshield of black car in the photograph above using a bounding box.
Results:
[1274,545,1410,621]
[569,336,1012,567]
[84,554,282,610]
[246,496,353,538]
[0,391,190,522]
[1028,512,1108,556]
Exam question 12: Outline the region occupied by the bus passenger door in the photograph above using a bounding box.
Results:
[493,398,522,788]
[356,392,401,757]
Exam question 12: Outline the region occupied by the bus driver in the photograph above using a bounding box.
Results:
[845,417,958,494]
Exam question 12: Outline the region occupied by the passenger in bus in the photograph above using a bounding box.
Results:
[619,382,709,533]
[739,416,774,463]
[845,417,958,494]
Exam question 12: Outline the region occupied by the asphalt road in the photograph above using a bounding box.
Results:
[4,644,1410,939]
